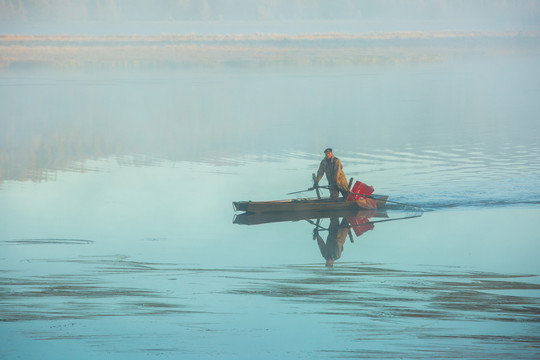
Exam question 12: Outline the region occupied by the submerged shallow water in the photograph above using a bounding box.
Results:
[1,258,540,359]
[1,50,539,358]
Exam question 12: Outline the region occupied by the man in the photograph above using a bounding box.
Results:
[315,148,349,200]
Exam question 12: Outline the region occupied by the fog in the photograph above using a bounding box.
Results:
[1,1,539,183]
[2,0,539,35]
[2,2,540,359]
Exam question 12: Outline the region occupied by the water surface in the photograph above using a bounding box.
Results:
[1,47,539,359]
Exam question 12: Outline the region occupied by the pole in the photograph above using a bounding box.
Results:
[312,173,321,200]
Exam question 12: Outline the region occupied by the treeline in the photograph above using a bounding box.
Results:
[1,0,539,23]
[3,31,537,69]
[0,38,454,70]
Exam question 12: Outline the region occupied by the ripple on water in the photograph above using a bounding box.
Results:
[2,239,95,245]
[1,260,539,358]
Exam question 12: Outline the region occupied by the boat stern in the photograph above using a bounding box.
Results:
[232,201,249,212]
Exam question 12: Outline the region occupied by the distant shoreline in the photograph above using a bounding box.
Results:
[1,31,538,69]
[2,31,539,42]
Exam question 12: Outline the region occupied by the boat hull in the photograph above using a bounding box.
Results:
[233,195,388,213]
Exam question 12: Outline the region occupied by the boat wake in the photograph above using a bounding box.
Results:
[389,198,540,212]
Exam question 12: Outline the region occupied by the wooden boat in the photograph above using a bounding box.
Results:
[233,194,388,214]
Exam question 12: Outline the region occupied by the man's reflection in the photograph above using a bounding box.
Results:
[314,213,375,267]
[314,217,349,267]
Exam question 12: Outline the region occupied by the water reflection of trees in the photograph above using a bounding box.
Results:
[1,119,119,182]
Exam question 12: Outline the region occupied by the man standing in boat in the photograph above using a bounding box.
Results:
[315,148,350,200]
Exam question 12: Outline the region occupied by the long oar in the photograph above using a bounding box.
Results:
[348,213,423,228]
[312,173,321,199]
[307,213,423,233]
[287,185,329,195]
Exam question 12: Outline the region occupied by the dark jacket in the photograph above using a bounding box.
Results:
[316,156,349,191]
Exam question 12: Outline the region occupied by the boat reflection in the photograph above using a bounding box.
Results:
[233,207,384,226]
[234,208,422,267]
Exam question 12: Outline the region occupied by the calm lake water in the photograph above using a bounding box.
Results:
[1,49,540,359]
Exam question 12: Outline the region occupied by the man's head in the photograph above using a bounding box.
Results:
[324,148,333,159]
[325,258,334,267]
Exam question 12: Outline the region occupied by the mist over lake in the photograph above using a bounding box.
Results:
[1,2,540,359]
